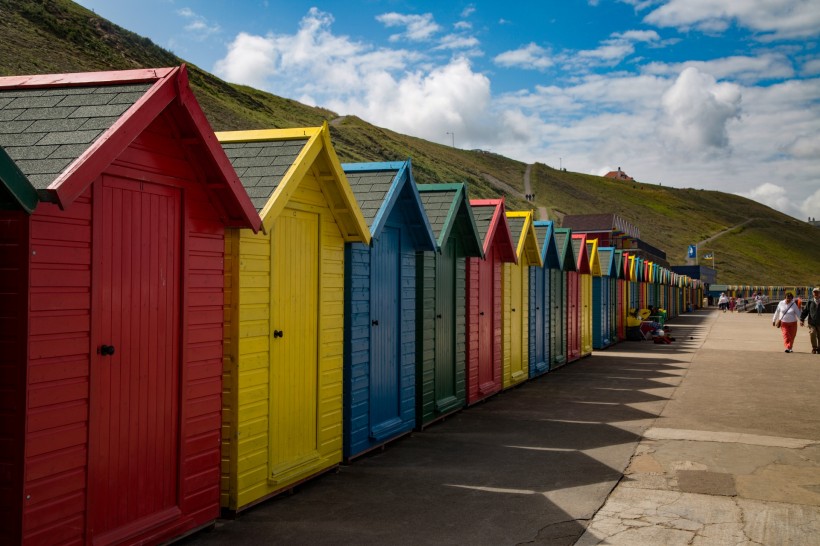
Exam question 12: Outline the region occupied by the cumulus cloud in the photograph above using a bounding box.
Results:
[214,9,497,149]
[376,12,441,42]
[738,183,795,215]
[644,54,795,84]
[641,0,820,40]
[799,188,820,219]
[660,67,742,154]
[493,43,554,70]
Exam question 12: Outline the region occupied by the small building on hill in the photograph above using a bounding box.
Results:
[604,167,633,181]
[561,213,669,268]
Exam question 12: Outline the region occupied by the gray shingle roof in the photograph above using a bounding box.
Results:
[344,168,398,229]
[507,216,525,247]
[418,188,458,240]
[221,139,309,213]
[471,205,495,246]
[0,83,152,189]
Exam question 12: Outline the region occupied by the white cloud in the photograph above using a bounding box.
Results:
[799,188,820,219]
[454,21,472,30]
[644,54,795,83]
[641,0,820,40]
[461,5,476,18]
[802,58,820,76]
[177,7,220,40]
[493,43,554,70]
[738,183,793,215]
[376,12,440,42]
[660,67,742,154]
[435,34,481,51]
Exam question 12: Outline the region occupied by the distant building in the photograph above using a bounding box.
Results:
[561,213,668,267]
[671,265,717,285]
[604,167,633,181]
[808,217,820,227]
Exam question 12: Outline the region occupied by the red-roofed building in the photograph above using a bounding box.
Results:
[604,167,633,181]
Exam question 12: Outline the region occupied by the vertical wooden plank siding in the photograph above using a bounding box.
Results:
[224,165,345,510]
[580,274,593,356]
[88,178,181,541]
[466,256,480,404]
[566,271,581,363]
[0,211,29,545]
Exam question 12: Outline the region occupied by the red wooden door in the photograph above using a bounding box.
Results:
[88,176,182,544]
[477,245,495,393]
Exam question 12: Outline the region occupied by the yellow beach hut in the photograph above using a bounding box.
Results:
[217,124,370,512]
[502,211,542,389]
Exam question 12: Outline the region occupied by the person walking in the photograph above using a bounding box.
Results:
[772,292,801,352]
[800,287,820,354]
[755,293,765,316]
[718,292,729,312]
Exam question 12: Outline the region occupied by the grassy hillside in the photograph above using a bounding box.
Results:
[1,0,818,285]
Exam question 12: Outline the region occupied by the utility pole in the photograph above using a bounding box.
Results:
[446,131,455,148]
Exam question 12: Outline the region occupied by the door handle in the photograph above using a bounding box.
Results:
[512,308,516,312]
[372,319,379,326]
[437,314,442,319]
[99,344,115,356]
[273,330,284,338]
[479,311,485,316]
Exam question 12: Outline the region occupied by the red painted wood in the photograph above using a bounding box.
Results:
[476,244,498,394]
[88,176,182,541]
[0,67,175,89]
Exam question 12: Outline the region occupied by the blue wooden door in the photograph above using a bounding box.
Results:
[370,227,402,440]
[550,269,565,368]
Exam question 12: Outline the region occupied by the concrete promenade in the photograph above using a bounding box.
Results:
[184,309,820,545]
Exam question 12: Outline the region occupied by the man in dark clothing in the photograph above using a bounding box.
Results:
[800,287,820,354]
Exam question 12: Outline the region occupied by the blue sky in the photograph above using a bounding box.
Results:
[74,0,820,220]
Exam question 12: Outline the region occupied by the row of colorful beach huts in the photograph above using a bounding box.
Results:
[0,67,704,544]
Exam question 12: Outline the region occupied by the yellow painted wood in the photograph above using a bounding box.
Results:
[501,211,539,389]
[581,273,593,356]
[221,128,366,512]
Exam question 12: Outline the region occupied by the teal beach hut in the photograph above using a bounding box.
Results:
[416,184,483,427]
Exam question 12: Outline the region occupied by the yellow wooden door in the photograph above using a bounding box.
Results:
[269,208,320,479]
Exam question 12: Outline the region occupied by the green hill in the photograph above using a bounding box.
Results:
[1,0,817,286]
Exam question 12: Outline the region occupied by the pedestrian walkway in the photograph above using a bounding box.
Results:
[183,310,820,545]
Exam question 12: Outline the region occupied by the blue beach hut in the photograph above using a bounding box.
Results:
[342,161,436,459]
[593,246,616,349]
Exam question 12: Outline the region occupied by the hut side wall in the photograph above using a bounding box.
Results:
[222,166,346,511]
[415,251,436,424]
[0,210,29,544]
[502,261,529,389]
[466,256,480,403]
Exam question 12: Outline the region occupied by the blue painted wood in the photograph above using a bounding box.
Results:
[342,160,433,459]
[369,227,402,440]
[529,266,549,377]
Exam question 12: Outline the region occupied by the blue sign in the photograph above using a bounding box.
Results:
[688,245,697,258]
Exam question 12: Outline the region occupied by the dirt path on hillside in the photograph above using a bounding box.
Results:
[697,218,758,247]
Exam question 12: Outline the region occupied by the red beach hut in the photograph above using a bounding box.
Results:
[0,66,260,545]
[465,198,517,405]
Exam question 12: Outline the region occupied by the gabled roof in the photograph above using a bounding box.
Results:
[561,213,640,239]
[506,211,542,267]
[0,66,260,230]
[533,220,561,269]
[571,233,590,274]
[417,183,483,258]
[598,247,617,277]
[553,227,576,272]
[217,123,369,243]
[470,198,517,264]
[342,159,435,251]
[586,238,602,276]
